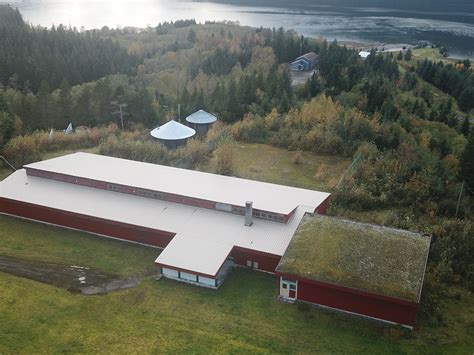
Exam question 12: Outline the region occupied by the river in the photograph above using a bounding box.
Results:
[3,0,474,58]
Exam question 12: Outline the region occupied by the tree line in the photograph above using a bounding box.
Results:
[0,5,138,92]
[416,58,474,112]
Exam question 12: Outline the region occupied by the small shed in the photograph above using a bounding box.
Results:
[150,120,196,149]
[185,110,218,136]
[291,52,318,72]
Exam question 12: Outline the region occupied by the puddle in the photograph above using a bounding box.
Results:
[0,255,142,294]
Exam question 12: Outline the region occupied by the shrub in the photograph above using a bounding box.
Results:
[2,124,120,167]
[215,138,235,176]
[3,134,41,167]
[230,113,269,143]
[98,133,174,165]
[177,138,210,167]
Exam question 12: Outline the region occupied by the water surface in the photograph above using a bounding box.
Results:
[3,0,474,57]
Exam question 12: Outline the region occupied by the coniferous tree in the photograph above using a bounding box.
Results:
[0,4,137,91]
[404,49,413,61]
[58,79,72,127]
[460,131,474,187]
[460,117,470,137]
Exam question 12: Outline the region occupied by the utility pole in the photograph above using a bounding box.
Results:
[0,155,16,172]
[111,101,129,130]
[455,181,464,217]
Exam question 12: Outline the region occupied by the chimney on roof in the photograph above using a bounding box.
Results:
[245,201,253,226]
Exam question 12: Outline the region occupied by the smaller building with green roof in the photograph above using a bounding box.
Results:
[275,213,431,328]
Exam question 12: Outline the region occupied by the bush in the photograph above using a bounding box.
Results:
[177,138,210,167]
[230,113,269,143]
[98,133,174,165]
[2,134,41,167]
[215,138,235,176]
[2,124,120,167]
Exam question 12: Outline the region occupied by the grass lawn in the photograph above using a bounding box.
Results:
[0,167,13,181]
[0,215,473,353]
[41,146,100,160]
[0,215,157,277]
[201,143,351,192]
[412,48,461,65]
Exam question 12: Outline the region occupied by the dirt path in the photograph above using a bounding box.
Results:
[0,255,143,295]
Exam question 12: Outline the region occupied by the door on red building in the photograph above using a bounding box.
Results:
[280,278,297,300]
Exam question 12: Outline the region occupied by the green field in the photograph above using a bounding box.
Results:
[1,216,473,353]
[202,143,351,192]
[412,48,462,65]
[0,215,157,277]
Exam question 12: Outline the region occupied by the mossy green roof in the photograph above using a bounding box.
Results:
[276,214,431,302]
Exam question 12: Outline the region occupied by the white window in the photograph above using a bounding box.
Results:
[216,202,232,212]
[198,276,215,286]
[162,268,179,278]
[253,261,259,269]
[180,272,197,282]
[246,260,252,267]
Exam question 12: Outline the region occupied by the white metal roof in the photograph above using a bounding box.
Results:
[293,51,318,63]
[24,153,330,215]
[0,170,313,277]
[185,110,217,124]
[359,51,371,59]
[150,120,196,140]
[156,235,234,276]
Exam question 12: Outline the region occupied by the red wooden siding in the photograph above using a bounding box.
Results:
[315,196,331,215]
[278,273,419,326]
[0,197,175,248]
[231,246,281,273]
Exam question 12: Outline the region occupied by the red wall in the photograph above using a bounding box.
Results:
[0,198,175,248]
[315,196,331,215]
[279,273,419,326]
[231,246,281,273]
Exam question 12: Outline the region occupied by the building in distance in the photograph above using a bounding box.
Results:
[291,52,318,72]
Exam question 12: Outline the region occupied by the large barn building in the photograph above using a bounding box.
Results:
[0,153,429,327]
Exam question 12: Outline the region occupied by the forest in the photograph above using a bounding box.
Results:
[0,6,137,92]
[0,3,473,328]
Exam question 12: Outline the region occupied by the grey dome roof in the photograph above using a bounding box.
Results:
[150,120,196,140]
[185,110,217,124]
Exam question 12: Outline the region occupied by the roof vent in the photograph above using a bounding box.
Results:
[245,201,253,227]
